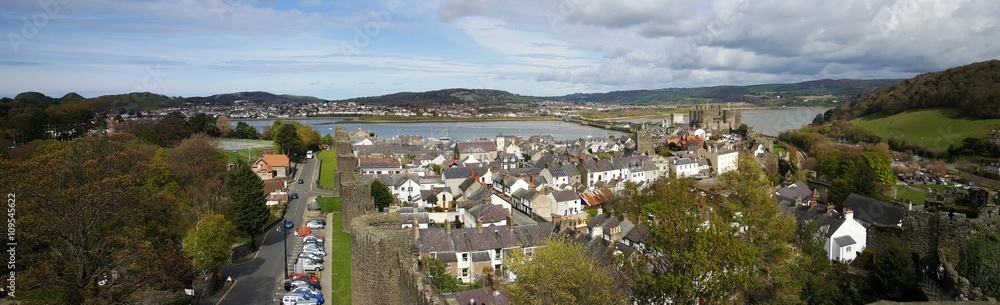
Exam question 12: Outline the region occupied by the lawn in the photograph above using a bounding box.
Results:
[895,183,951,205]
[851,108,1000,152]
[316,196,341,214]
[221,146,274,163]
[328,213,351,305]
[317,149,337,189]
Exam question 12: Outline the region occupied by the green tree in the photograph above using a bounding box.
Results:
[503,238,628,305]
[186,113,220,136]
[226,163,269,237]
[958,233,1000,298]
[371,179,393,211]
[321,133,334,146]
[422,258,463,293]
[183,213,238,273]
[867,237,919,302]
[232,121,259,139]
[273,122,301,155]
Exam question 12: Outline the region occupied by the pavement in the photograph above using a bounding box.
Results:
[200,156,334,305]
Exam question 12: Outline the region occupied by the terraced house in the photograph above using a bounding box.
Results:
[411,222,554,284]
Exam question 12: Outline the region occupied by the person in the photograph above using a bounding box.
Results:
[956,293,968,301]
[922,265,931,281]
[276,226,280,232]
[937,263,945,282]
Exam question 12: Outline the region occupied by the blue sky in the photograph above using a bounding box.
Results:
[1,0,998,100]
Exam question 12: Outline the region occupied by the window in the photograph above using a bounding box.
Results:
[429,252,437,259]
[845,246,851,253]
[461,253,468,262]
[461,268,469,277]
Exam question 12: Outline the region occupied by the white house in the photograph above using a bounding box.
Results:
[548,190,583,216]
[674,158,699,178]
[708,146,739,175]
[822,208,867,262]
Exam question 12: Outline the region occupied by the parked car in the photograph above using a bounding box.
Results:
[301,247,326,257]
[282,293,319,305]
[298,252,323,263]
[291,288,325,304]
[303,235,325,243]
[290,280,321,291]
[300,259,323,271]
[292,285,323,296]
[295,227,312,236]
[291,274,320,284]
[290,193,299,200]
[302,240,324,248]
[307,219,326,226]
[283,220,294,229]
[306,222,325,229]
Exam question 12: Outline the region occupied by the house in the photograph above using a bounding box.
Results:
[577,158,619,188]
[442,167,491,195]
[263,180,288,206]
[840,193,906,227]
[459,201,511,228]
[821,208,867,262]
[991,130,1000,146]
[411,222,553,284]
[354,137,374,146]
[358,157,402,175]
[252,153,290,180]
[708,146,739,175]
[455,141,498,163]
[774,180,816,206]
[548,190,582,216]
[674,158,699,178]
[373,173,423,206]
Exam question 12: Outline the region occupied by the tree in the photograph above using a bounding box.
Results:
[186,113,220,136]
[226,163,269,237]
[503,238,628,305]
[215,115,232,137]
[321,133,334,146]
[273,122,302,155]
[232,121,259,139]
[371,179,393,211]
[867,237,919,302]
[171,134,229,213]
[0,133,193,303]
[183,213,238,273]
[422,258,463,293]
[958,233,1000,298]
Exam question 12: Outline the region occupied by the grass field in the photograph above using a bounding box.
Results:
[851,108,1000,151]
[329,213,351,305]
[316,196,341,214]
[895,184,951,205]
[221,146,273,163]
[317,149,337,189]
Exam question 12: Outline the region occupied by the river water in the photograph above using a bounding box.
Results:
[240,118,625,141]
[237,108,828,140]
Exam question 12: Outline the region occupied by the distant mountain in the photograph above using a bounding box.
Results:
[546,79,901,106]
[334,88,530,106]
[827,60,1000,120]
[205,91,326,103]
[59,92,85,103]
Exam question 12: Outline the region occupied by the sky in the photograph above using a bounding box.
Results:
[1,0,998,100]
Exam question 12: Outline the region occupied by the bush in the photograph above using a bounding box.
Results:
[958,234,1000,298]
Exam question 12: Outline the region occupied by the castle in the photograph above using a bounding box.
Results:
[688,104,742,132]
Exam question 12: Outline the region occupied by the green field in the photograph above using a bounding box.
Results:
[329,213,351,305]
[316,196,341,214]
[851,108,1000,151]
[317,149,337,189]
[221,146,274,163]
[895,184,950,205]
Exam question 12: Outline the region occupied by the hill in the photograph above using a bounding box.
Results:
[334,88,532,106]
[547,79,899,106]
[850,108,1000,150]
[828,60,1000,120]
[206,91,326,103]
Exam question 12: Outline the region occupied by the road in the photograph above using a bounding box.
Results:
[201,157,333,305]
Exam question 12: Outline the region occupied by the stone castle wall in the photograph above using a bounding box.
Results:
[350,213,457,305]
[341,177,373,233]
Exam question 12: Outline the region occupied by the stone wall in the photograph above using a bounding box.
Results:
[350,213,457,305]
[341,177,374,232]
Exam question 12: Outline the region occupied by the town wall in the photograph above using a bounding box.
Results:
[350,213,457,305]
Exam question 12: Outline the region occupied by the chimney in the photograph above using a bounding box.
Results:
[597,207,603,216]
[412,217,420,239]
[826,203,834,214]
[507,212,514,228]
[907,201,913,211]
[445,219,452,235]
[622,212,628,222]
[844,208,854,221]
[795,196,802,206]
[477,216,483,234]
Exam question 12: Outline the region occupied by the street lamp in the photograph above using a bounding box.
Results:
[283,219,289,279]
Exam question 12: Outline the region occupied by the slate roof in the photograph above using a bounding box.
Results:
[624,222,651,244]
[467,203,509,224]
[561,163,581,177]
[834,235,857,247]
[550,190,579,202]
[841,193,906,226]
[775,180,813,202]
[677,158,697,166]
[413,223,554,255]
[457,141,496,154]
[359,157,399,169]
[580,159,615,172]
[443,167,488,180]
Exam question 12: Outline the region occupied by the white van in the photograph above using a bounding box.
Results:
[306,150,314,159]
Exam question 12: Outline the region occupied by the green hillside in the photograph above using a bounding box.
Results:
[851,108,1000,149]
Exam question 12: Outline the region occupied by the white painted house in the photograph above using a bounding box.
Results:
[674,158,699,178]
[821,208,867,262]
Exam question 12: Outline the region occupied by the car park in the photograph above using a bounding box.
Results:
[282,293,319,305]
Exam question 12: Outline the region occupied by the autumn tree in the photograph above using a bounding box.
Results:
[0,133,193,303]
[503,238,628,305]
[170,134,229,209]
[215,115,233,136]
[371,179,394,211]
[226,163,269,238]
[183,213,238,273]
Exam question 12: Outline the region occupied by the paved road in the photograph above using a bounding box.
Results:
[201,157,333,305]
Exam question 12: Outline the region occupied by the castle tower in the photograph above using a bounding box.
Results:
[635,130,654,156]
